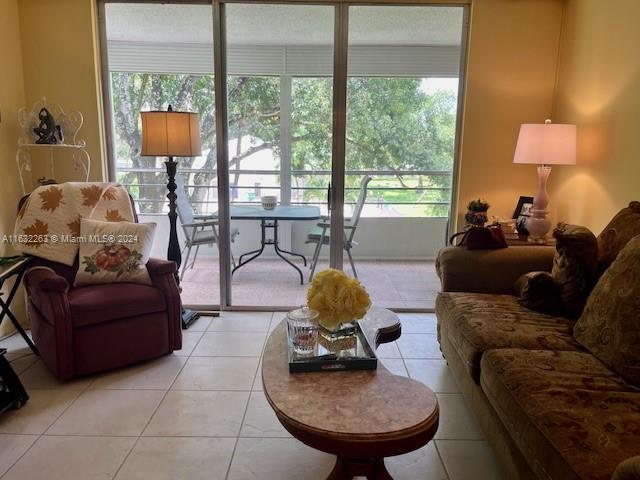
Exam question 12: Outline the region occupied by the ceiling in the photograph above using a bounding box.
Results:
[105,4,463,47]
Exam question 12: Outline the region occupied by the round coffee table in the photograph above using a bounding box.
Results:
[262,307,439,480]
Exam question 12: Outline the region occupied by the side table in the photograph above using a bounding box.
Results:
[0,256,38,355]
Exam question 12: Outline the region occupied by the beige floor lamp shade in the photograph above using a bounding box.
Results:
[140,107,202,158]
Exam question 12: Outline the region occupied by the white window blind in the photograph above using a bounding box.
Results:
[107,41,460,77]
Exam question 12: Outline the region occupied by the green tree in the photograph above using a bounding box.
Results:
[111,72,456,216]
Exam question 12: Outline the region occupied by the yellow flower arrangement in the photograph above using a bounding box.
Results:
[307,269,371,331]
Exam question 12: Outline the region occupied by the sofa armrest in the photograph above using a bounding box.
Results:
[23,267,71,324]
[146,258,182,350]
[613,457,640,480]
[436,245,555,295]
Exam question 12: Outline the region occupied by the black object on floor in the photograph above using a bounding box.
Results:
[0,348,29,413]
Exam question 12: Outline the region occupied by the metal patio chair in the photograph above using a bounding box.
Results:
[306,175,372,281]
[175,175,239,280]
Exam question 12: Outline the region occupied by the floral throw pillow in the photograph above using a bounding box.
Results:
[74,218,156,287]
[574,234,640,386]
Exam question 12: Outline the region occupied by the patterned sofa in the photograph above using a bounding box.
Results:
[435,204,640,480]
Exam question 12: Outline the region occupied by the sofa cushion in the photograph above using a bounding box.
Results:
[481,349,640,480]
[597,201,640,275]
[574,234,640,386]
[436,292,581,382]
[68,283,167,327]
[551,223,599,318]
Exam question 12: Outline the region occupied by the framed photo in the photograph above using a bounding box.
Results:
[513,196,534,235]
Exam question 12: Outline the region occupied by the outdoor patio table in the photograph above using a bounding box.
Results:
[228,205,322,285]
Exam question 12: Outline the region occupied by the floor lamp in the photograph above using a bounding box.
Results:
[140,105,203,329]
[513,119,576,243]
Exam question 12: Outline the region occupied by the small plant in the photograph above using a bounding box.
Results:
[467,198,490,212]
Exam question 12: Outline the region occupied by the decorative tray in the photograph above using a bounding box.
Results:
[287,322,377,373]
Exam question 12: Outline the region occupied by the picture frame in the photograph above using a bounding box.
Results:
[513,196,534,235]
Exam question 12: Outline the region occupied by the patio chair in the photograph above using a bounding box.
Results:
[306,175,372,281]
[175,175,239,280]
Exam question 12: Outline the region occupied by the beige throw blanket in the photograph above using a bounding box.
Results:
[14,182,135,266]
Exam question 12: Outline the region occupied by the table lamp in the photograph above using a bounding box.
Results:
[513,119,576,242]
[141,105,202,328]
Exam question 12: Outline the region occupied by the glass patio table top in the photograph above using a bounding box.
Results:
[227,205,321,221]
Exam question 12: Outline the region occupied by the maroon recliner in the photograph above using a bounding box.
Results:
[20,198,182,380]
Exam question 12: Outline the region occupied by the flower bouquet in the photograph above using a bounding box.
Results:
[307,269,371,338]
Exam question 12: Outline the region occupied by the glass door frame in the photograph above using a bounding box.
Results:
[213,0,470,310]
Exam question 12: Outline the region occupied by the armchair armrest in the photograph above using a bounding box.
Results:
[146,258,177,277]
[436,245,555,295]
[181,220,219,228]
[24,267,69,293]
[23,266,74,378]
[146,258,182,351]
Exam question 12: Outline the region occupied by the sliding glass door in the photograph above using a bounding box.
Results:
[101,1,468,311]
[344,6,464,309]
[223,4,335,308]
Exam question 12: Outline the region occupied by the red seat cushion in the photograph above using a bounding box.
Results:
[68,283,167,327]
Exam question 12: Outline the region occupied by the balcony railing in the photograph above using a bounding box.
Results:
[116,167,452,217]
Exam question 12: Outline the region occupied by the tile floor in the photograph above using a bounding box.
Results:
[0,312,506,480]
[181,258,441,310]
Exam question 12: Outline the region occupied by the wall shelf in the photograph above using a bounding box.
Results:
[16,98,90,194]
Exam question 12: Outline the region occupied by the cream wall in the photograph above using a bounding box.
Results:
[454,0,564,229]
[18,0,106,184]
[550,0,640,233]
[0,0,27,335]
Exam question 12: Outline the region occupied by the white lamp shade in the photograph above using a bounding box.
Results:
[140,110,202,157]
[513,122,576,165]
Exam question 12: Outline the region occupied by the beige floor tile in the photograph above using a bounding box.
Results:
[0,389,80,435]
[208,312,273,332]
[175,331,205,357]
[405,359,460,393]
[375,341,402,359]
[398,313,438,334]
[240,391,290,438]
[436,440,506,480]
[7,354,39,375]
[143,390,249,437]
[172,356,259,391]
[0,434,38,476]
[397,334,443,359]
[184,315,213,332]
[47,389,164,436]
[227,438,335,480]
[0,333,33,354]
[380,358,408,377]
[435,394,485,440]
[253,359,264,391]
[2,435,135,480]
[115,437,236,480]
[192,332,267,357]
[89,355,187,390]
[19,360,93,390]
[385,443,448,480]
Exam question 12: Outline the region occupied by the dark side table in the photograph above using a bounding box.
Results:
[0,256,38,355]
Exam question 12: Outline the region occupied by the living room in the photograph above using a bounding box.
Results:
[0,0,638,479]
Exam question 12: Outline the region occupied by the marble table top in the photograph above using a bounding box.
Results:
[262,307,439,456]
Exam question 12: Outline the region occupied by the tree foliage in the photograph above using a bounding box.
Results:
[111,72,456,215]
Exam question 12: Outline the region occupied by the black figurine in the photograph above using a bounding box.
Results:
[33,108,58,144]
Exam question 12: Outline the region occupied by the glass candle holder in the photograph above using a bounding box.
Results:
[287,307,319,356]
